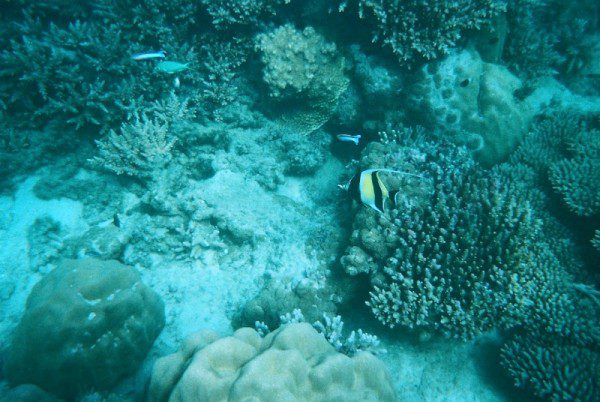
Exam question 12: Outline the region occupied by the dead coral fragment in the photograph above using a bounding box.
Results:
[90,114,176,179]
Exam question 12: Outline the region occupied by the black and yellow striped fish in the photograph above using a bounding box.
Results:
[340,169,416,213]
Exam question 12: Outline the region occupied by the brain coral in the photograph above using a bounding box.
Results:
[255,24,349,133]
[148,323,396,402]
[4,258,165,399]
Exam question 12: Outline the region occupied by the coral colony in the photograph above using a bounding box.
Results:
[0,1,598,401]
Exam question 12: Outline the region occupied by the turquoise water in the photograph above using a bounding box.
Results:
[0,1,598,401]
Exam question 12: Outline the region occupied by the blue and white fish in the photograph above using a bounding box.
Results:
[131,50,166,61]
[336,134,361,145]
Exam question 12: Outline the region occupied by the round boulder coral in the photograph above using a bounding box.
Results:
[148,323,396,402]
[4,258,165,399]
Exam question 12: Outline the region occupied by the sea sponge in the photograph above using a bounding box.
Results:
[255,24,349,133]
[407,48,532,166]
[148,323,396,402]
[4,258,165,399]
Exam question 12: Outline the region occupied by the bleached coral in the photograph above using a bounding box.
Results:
[312,314,382,356]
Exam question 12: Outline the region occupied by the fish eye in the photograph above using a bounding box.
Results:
[459,79,470,87]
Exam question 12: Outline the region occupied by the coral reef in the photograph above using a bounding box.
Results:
[502,337,599,402]
[4,258,165,399]
[406,48,532,166]
[148,323,396,402]
[500,286,600,402]
[340,0,506,65]
[90,114,176,179]
[255,24,349,133]
[232,278,339,331]
[342,133,574,340]
[201,0,290,28]
[503,0,600,94]
[511,111,600,252]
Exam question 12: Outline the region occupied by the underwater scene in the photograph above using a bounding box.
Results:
[0,0,599,401]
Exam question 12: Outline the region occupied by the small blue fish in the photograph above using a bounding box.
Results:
[155,61,189,74]
[131,50,166,61]
[337,134,361,145]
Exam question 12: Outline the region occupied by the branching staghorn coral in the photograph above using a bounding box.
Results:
[503,0,599,88]
[90,114,175,179]
[339,0,506,65]
[501,336,600,402]
[0,18,129,129]
[511,111,600,255]
[201,0,290,29]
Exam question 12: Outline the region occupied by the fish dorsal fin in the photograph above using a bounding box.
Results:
[364,168,421,178]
